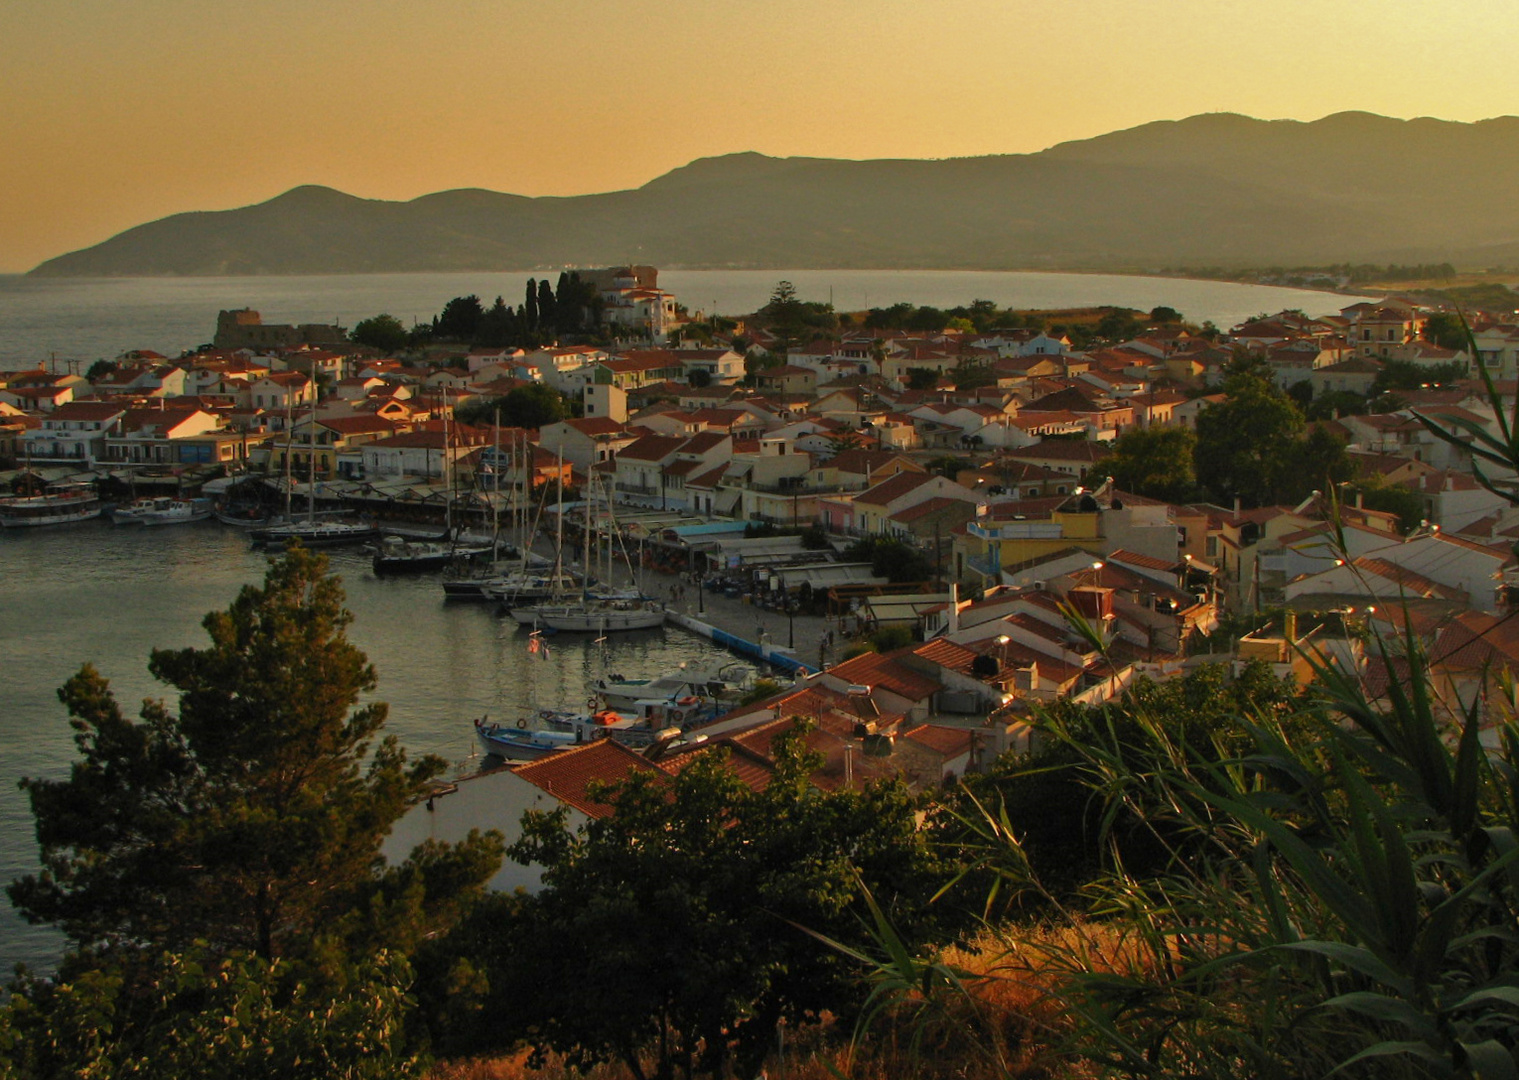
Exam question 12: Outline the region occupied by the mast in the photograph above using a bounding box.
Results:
[553,444,564,589]
[283,382,294,522]
[491,408,501,562]
[307,375,317,524]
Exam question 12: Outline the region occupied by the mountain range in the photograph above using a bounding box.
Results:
[29,111,1519,277]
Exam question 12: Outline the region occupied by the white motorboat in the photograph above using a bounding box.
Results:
[111,496,213,526]
[593,661,747,711]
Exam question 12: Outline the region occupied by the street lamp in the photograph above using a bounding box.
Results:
[780,573,795,650]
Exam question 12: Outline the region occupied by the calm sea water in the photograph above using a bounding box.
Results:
[0,270,1374,371]
[0,523,735,974]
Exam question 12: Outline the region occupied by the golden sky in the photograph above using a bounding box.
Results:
[2,0,1517,273]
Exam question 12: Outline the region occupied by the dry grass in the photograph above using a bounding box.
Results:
[428,922,1143,1080]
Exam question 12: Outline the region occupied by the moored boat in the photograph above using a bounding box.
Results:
[111,496,213,526]
[0,484,103,528]
[252,519,380,549]
[511,597,666,633]
[372,534,495,575]
[593,660,748,711]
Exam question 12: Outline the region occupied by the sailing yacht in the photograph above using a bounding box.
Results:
[508,471,664,632]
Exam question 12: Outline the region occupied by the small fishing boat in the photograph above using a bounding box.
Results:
[111,496,214,526]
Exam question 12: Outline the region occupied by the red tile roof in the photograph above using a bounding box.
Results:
[512,739,667,818]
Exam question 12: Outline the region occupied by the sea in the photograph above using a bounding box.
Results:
[0,269,1375,372]
[0,268,1374,975]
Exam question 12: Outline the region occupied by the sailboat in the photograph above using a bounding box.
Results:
[508,468,664,632]
[253,384,376,549]
[372,409,493,573]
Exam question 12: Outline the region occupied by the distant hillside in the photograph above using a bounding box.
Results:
[30,112,1519,277]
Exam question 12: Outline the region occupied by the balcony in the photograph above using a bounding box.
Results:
[614,482,660,496]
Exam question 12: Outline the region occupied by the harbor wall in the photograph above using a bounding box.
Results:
[664,610,817,676]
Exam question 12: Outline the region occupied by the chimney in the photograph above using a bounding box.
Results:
[1284,610,1297,642]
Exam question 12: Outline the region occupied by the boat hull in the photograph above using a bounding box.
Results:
[0,492,103,528]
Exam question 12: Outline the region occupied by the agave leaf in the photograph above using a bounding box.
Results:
[1325,1038,1456,1078]
[1323,990,1441,1040]
[1279,940,1412,996]
[1447,985,1519,1012]
[1459,1038,1519,1080]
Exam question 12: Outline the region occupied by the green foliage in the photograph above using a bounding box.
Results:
[1194,371,1305,506]
[904,366,939,390]
[734,678,783,707]
[0,946,425,1080]
[350,313,409,353]
[1350,478,1426,533]
[869,625,916,652]
[1103,426,1197,502]
[687,366,712,388]
[9,546,501,963]
[475,734,957,1079]
[1424,311,1472,351]
[844,536,933,583]
[1372,358,1470,395]
[85,359,118,381]
[1304,388,1369,420]
[1148,305,1182,324]
[433,295,484,341]
[455,383,568,430]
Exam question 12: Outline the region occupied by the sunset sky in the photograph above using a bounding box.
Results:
[2,0,1517,273]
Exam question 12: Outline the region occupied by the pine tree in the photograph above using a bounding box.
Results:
[10,546,500,961]
[524,277,538,330]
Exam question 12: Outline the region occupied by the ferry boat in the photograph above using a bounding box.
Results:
[0,484,103,528]
[111,496,214,526]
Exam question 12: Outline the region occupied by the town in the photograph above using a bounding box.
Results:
[3,270,1517,782]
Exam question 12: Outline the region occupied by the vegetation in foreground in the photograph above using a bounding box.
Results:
[4,544,1519,1079]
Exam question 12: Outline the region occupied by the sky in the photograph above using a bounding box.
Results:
[2,0,1518,273]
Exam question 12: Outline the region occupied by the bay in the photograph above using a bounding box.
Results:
[0,522,737,974]
[0,270,1373,371]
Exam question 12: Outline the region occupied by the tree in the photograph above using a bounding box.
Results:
[1194,373,1305,507]
[1423,311,1470,350]
[524,278,539,330]
[1149,305,1182,324]
[457,382,568,429]
[537,279,556,333]
[433,295,484,341]
[85,359,118,381]
[1103,425,1197,502]
[487,732,955,1080]
[904,366,939,390]
[844,536,933,583]
[350,313,409,354]
[687,367,712,388]
[9,546,501,962]
[1277,423,1353,504]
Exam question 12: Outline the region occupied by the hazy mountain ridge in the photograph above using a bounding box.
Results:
[30,112,1519,277]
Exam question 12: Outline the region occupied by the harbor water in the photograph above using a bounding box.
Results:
[0,521,742,973]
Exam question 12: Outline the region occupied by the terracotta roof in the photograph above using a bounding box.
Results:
[512,739,667,818]
[617,434,687,462]
[855,471,938,507]
[825,651,942,701]
[910,638,980,675]
[900,724,973,757]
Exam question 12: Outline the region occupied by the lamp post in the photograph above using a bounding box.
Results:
[697,560,706,615]
[780,573,795,650]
